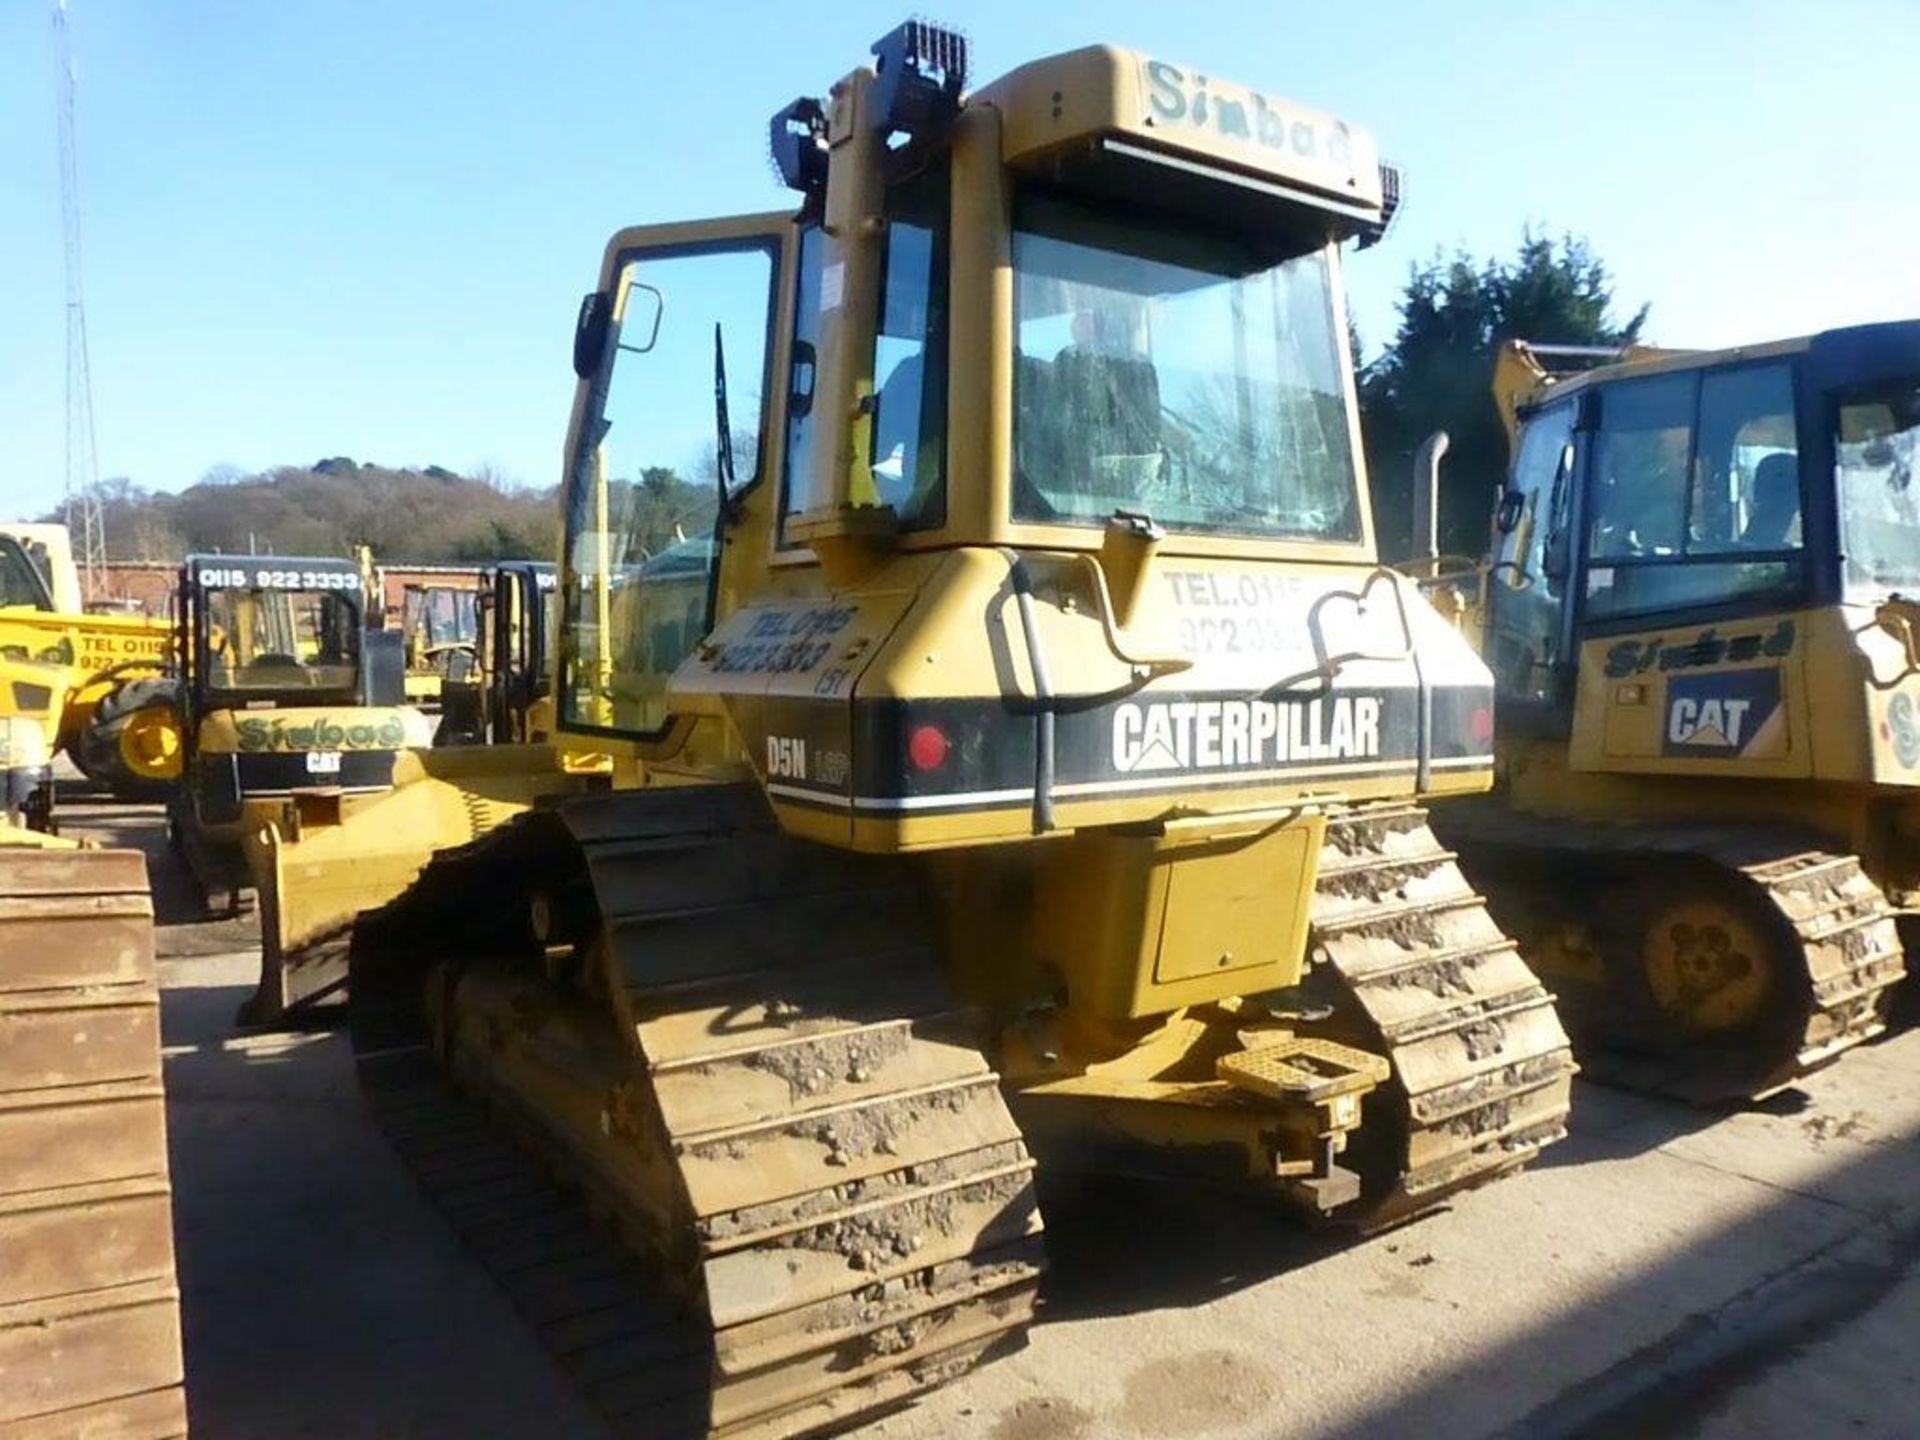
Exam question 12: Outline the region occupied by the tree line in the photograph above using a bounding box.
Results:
[1359,231,1647,560]
[62,459,715,566]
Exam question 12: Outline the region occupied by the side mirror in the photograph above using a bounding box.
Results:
[572,291,610,379]
[575,283,664,379]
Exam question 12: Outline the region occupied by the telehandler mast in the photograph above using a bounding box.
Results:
[347,25,1575,1437]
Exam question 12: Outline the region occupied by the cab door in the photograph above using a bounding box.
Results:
[1486,398,1580,724]
[555,215,795,747]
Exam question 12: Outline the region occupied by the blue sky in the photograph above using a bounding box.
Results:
[2,1,1916,519]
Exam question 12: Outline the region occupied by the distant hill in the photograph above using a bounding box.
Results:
[65,461,561,564]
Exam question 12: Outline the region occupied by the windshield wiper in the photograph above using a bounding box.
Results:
[713,322,740,522]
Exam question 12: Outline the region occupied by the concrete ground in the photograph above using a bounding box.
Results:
[64,795,1920,1440]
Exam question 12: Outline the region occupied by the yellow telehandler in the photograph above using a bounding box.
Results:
[1419,326,1916,1100]
[0,524,173,796]
[342,25,1576,1438]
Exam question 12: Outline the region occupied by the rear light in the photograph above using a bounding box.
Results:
[1470,706,1494,744]
[908,723,949,772]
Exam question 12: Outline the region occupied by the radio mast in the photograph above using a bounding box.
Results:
[54,0,106,600]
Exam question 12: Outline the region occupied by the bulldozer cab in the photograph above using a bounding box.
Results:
[1485,320,1920,767]
[172,556,425,820]
[180,557,366,715]
[544,30,1517,856]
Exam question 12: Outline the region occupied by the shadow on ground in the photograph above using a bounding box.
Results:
[1033,1173,1343,1324]
[1314,1117,1920,1440]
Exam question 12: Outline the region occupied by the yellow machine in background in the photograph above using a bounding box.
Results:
[398,577,479,709]
[436,561,557,745]
[4,522,85,612]
[240,554,596,1027]
[345,27,1575,1437]
[1422,323,1918,1100]
[153,555,431,916]
[0,524,173,795]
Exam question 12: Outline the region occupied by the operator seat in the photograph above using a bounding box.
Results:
[1743,453,1801,548]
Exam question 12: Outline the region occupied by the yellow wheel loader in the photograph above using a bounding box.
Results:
[343,26,1576,1438]
[1422,324,1918,1101]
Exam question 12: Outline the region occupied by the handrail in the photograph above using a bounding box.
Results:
[1070,554,1193,679]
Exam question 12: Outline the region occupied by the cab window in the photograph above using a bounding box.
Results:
[0,540,53,611]
[867,166,949,529]
[779,169,949,544]
[1583,362,1801,619]
[779,224,826,540]
[1837,379,1920,593]
[560,238,776,736]
[201,587,360,696]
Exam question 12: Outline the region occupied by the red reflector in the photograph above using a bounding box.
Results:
[1470,706,1495,744]
[908,724,950,772]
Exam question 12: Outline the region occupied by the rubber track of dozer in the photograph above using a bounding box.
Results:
[348,784,1043,1440]
[1311,805,1577,1229]
[1439,810,1906,1104]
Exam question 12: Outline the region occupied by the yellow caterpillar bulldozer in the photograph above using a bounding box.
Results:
[240,554,595,1028]
[143,554,432,918]
[343,26,1575,1438]
[1419,324,1918,1100]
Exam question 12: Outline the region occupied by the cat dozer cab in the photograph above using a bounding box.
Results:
[348,26,1573,1437]
[242,556,595,1027]
[1422,323,1918,1101]
[156,554,431,918]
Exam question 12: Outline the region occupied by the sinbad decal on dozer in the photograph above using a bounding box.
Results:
[1141,60,1354,167]
[1606,620,1794,680]
[235,714,407,753]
